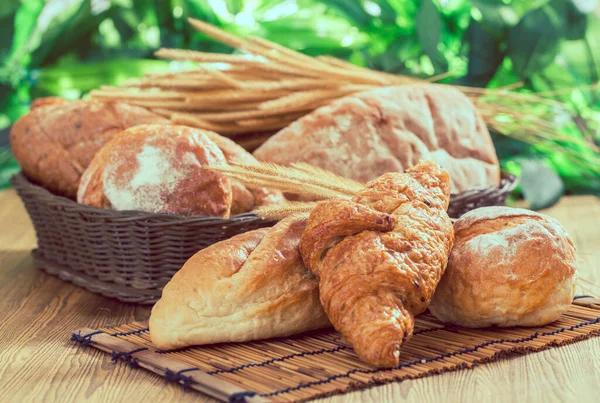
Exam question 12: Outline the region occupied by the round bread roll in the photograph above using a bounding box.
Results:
[10,98,169,198]
[429,206,577,328]
[78,125,232,217]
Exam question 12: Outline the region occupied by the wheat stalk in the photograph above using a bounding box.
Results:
[211,161,364,200]
[90,17,598,166]
[253,201,318,221]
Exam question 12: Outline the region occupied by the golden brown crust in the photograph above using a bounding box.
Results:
[77,124,284,216]
[254,84,500,194]
[429,207,577,328]
[299,161,454,367]
[10,98,170,198]
[150,217,330,349]
[78,124,233,217]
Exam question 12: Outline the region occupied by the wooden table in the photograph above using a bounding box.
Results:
[1,188,599,402]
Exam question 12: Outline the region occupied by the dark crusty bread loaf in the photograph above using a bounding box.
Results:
[10,98,169,198]
[77,124,285,217]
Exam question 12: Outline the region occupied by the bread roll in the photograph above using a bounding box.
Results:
[150,217,330,349]
[429,206,577,328]
[10,98,169,198]
[78,124,232,217]
[254,84,500,194]
[78,124,285,217]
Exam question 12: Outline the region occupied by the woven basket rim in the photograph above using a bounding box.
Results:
[451,171,517,195]
[450,171,517,198]
[10,173,263,224]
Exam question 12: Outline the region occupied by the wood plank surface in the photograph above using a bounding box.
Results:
[0,187,598,402]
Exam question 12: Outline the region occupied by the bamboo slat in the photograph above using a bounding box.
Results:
[72,299,600,403]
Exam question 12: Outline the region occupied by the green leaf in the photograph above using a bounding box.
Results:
[0,0,19,19]
[225,0,245,15]
[33,57,170,98]
[322,0,371,27]
[3,0,44,68]
[549,0,588,40]
[472,0,519,40]
[0,10,16,64]
[376,0,400,25]
[29,0,117,67]
[520,159,565,210]
[0,146,20,190]
[458,19,504,87]
[416,0,448,73]
[527,16,598,100]
[507,4,563,79]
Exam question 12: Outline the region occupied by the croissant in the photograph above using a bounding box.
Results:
[299,161,454,367]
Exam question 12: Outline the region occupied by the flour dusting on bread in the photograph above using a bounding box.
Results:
[254,84,500,193]
[430,206,577,328]
[104,142,190,212]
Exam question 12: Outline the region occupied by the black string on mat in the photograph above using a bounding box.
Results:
[208,345,348,375]
[109,327,150,337]
[156,344,199,355]
[163,368,259,401]
[111,347,148,368]
[71,330,103,346]
[228,391,258,403]
[164,368,199,390]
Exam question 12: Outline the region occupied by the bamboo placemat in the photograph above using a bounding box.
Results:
[71,297,600,402]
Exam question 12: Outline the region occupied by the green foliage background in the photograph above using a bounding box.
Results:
[1,0,599,204]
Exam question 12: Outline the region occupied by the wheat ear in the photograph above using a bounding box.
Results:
[210,161,364,200]
[252,201,318,220]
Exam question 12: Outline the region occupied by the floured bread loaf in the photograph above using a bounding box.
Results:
[78,124,285,216]
[10,98,169,198]
[149,217,330,349]
[254,84,500,194]
[78,124,232,217]
[429,206,577,327]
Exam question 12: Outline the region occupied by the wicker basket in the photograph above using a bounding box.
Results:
[11,174,275,304]
[448,172,517,218]
[12,171,516,305]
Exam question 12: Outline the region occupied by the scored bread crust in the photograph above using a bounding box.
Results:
[10,98,169,198]
[254,84,500,194]
[429,206,577,328]
[149,217,331,349]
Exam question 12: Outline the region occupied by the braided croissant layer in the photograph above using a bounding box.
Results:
[299,161,454,367]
